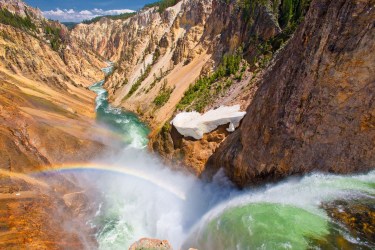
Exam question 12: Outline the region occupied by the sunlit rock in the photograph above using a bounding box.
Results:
[171,105,246,140]
[129,238,172,250]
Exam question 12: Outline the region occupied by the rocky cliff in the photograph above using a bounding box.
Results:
[204,0,375,187]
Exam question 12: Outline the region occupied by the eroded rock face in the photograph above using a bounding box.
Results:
[322,198,375,247]
[129,238,172,250]
[0,171,98,249]
[0,0,44,20]
[0,23,104,89]
[152,124,230,175]
[205,0,375,187]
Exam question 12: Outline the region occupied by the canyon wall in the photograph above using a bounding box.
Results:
[71,0,281,128]
[0,2,106,247]
[0,0,106,173]
[204,0,375,187]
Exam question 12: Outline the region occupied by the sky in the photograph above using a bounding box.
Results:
[23,0,156,22]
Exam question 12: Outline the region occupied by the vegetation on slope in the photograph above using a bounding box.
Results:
[0,8,36,31]
[153,80,174,107]
[238,0,310,26]
[0,8,65,52]
[278,0,311,28]
[238,0,311,52]
[144,0,182,13]
[44,25,62,52]
[82,12,136,25]
[125,64,152,100]
[177,50,243,112]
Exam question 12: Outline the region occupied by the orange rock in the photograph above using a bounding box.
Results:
[129,238,172,250]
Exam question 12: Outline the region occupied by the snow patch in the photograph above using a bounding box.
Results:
[171,105,246,139]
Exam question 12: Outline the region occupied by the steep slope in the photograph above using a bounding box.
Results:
[0,69,105,172]
[205,0,375,186]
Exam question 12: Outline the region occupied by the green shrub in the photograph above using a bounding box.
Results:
[279,0,311,28]
[238,0,268,23]
[153,80,174,107]
[125,64,152,99]
[177,51,242,112]
[44,25,62,51]
[144,0,182,13]
[239,0,311,34]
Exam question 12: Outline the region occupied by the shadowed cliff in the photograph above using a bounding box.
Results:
[204,0,375,187]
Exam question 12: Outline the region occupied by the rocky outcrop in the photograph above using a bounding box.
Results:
[322,198,375,247]
[152,124,230,175]
[0,0,44,20]
[129,238,172,250]
[205,0,375,187]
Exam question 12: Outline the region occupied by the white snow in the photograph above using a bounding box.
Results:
[171,105,246,139]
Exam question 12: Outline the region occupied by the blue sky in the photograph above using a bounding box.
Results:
[23,0,156,22]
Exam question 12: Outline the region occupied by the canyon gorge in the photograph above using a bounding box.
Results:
[0,0,374,249]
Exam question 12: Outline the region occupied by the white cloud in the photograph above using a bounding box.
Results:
[79,10,93,15]
[42,8,135,22]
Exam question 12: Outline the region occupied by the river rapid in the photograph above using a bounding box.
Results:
[82,64,375,250]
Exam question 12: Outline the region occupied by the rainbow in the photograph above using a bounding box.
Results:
[29,163,187,200]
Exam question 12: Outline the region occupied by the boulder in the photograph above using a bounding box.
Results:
[129,238,173,250]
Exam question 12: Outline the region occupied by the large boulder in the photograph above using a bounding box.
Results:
[129,238,173,250]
